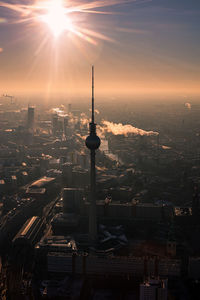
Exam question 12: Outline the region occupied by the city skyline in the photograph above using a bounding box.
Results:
[0,2,200,298]
[0,0,200,97]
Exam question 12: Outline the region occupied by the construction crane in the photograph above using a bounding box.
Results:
[2,94,15,104]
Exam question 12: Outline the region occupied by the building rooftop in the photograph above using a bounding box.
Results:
[36,235,77,252]
[30,176,55,188]
[174,207,192,216]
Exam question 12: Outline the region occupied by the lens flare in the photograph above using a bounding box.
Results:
[0,0,137,44]
[40,0,73,37]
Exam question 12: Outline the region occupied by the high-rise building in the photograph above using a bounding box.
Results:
[27,106,34,129]
[140,278,168,300]
[192,184,200,220]
[63,116,69,137]
[166,218,176,257]
[52,114,58,136]
[85,66,101,243]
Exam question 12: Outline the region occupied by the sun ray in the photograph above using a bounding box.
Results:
[78,27,116,43]
[71,29,98,46]
[0,0,145,94]
[67,0,135,11]
[0,0,140,43]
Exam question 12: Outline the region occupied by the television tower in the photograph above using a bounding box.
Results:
[85,66,101,242]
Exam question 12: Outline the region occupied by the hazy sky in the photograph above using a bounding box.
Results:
[0,0,200,96]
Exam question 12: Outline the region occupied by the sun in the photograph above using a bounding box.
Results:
[0,0,116,45]
[40,0,73,37]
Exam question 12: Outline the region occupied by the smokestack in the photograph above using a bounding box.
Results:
[85,66,101,243]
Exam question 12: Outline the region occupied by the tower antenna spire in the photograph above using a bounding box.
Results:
[92,65,94,123]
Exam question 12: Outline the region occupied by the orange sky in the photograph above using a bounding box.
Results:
[0,0,200,97]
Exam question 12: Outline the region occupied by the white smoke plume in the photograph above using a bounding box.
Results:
[80,109,100,126]
[185,102,191,110]
[80,113,90,125]
[51,107,64,115]
[51,107,63,114]
[89,108,100,114]
[76,133,87,140]
[50,106,69,118]
[102,121,158,136]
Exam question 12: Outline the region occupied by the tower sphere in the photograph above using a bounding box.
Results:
[85,135,101,150]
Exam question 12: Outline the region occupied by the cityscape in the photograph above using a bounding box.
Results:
[0,1,200,300]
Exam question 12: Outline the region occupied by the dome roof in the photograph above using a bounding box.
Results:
[85,135,101,150]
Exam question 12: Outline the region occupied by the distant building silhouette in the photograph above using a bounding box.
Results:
[68,103,72,114]
[52,114,58,136]
[27,106,34,130]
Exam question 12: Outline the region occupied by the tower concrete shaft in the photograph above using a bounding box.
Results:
[89,148,97,241]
